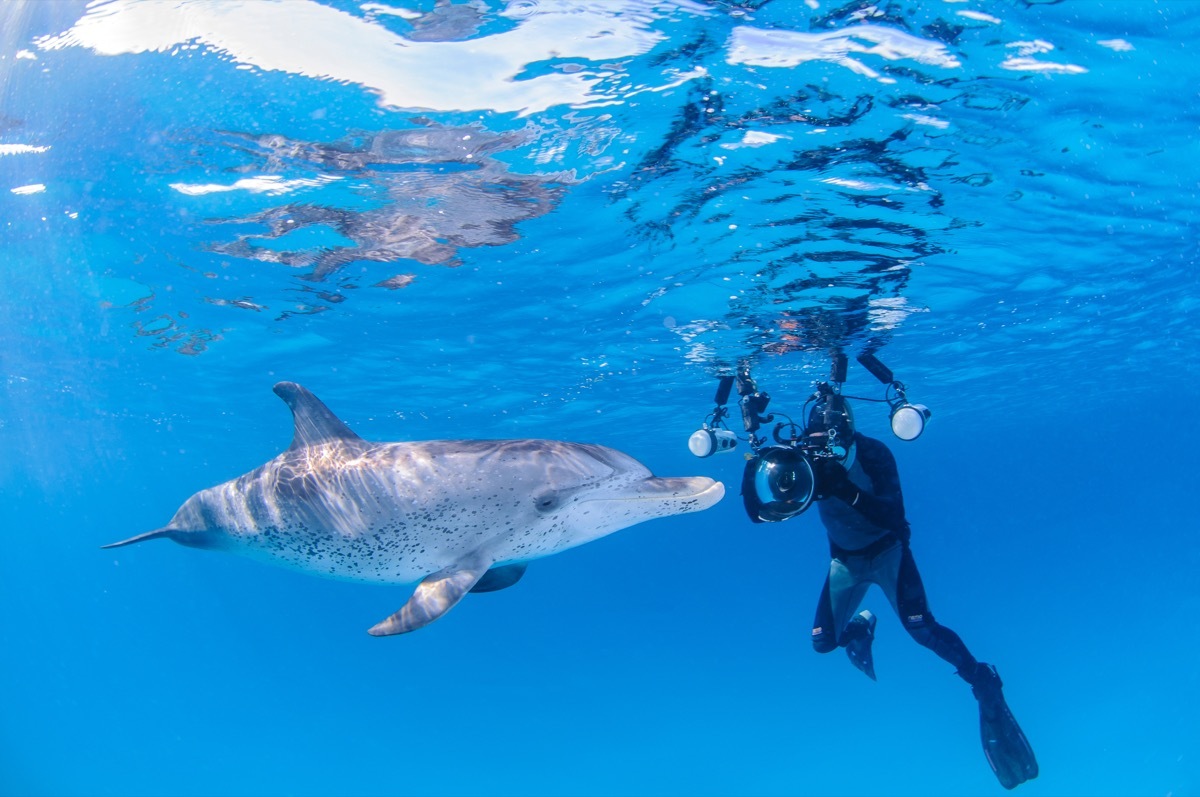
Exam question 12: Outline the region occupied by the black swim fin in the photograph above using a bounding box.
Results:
[972,664,1038,790]
[844,610,877,681]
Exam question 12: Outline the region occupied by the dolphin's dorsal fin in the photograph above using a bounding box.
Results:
[273,382,366,451]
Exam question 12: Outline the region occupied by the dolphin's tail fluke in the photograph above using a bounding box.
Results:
[101,527,173,549]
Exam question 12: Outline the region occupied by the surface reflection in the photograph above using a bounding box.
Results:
[202,124,569,285]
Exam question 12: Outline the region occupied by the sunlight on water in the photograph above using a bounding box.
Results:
[7,0,1194,425]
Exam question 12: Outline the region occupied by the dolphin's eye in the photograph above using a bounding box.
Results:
[533,491,562,514]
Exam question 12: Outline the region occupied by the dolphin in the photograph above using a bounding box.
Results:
[105,382,725,635]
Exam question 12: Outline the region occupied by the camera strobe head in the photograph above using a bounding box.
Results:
[890,403,931,441]
[857,352,932,443]
[688,427,738,457]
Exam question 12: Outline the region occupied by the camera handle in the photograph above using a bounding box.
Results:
[734,366,773,445]
[698,375,735,431]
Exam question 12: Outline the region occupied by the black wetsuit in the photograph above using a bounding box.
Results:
[810,432,981,683]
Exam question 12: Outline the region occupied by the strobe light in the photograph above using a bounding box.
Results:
[890,403,931,442]
[689,427,738,457]
[689,374,739,457]
[856,352,933,443]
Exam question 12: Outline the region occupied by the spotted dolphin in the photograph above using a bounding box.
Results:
[105,382,725,635]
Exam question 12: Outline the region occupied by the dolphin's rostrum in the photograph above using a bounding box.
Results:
[105,382,725,635]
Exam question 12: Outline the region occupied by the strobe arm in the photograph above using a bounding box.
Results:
[856,353,895,385]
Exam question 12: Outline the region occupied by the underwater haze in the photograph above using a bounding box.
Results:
[1,1,1198,795]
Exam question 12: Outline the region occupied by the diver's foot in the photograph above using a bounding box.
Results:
[970,664,1039,789]
[970,663,1004,707]
[844,610,877,681]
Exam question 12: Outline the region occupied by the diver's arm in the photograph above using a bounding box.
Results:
[826,436,909,533]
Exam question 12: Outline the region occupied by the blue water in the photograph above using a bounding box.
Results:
[2,1,1198,795]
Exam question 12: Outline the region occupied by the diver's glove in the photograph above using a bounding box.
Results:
[814,459,861,505]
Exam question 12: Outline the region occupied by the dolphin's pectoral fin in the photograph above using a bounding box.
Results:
[367,560,489,636]
[469,563,528,594]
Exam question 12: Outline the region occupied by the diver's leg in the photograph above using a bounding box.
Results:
[811,557,870,652]
[815,555,878,679]
[829,557,871,645]
[811,573,837,654]
[882,547,1038,787]
[882,544,979,681]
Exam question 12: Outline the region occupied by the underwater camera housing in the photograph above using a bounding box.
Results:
[687,352,931,524]
[739,356,853,523]
[740,445,817,522]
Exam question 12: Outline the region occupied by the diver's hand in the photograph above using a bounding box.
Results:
[814,459,860,505]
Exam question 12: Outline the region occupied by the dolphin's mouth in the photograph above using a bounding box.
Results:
[621,476,725,510]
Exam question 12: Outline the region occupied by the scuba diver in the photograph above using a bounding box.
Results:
[688,353,1038,790]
